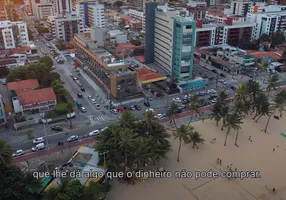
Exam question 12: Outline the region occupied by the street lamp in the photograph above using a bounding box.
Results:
[41,113,50,155]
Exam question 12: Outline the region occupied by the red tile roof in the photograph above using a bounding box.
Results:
[8,46,32,55]
[136,66,166,83]
[17,88,56,105]
[135,56,145,63]
[7,79,40,91]
[114,42,139,51]
[247,51,282,60]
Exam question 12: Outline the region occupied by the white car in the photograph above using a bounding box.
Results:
[89,130,100,136]
[146,108,154,112]
[88,95,92,99]
[80,107,87,113]
[13,149,24,157]
[66,135,79,142]
[155,114,163,119]
[95,104,100,109]
[173,98,182,103]
[91,99,96,104]
[207,89,217,94]
[211,99,217,104]
[33,137,45,144]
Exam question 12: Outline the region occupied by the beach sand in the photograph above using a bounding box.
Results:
[107,113,286,200]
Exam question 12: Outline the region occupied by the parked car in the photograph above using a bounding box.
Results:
[146,108,154,112]
[111,109,119,114]
[89,130,100,137]
[2,80,6,85]
[13,149,24,157]
[77,93,83,98]
[73,77,79,81]
[51,126,63,131]
[32,143,45,151]
[80,87,85,92]
[220,73,226,78]
[134,105,141,110]
[144,101,150,107]
[88,95,92,99]
[155,113,163,119]
[79,107,87,113]
[130,105,136,111]
[66,135,79,142]
[90,99,96,104]
[33,137,45,144]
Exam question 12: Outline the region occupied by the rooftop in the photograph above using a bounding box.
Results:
[114,42,139,51]
[17,88,56,105]
[136,66,167,84]
[7,79,39,91]
[247,51,282,60]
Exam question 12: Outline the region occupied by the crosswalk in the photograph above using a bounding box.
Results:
[88,115,109,124]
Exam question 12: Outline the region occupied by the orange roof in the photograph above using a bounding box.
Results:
[135,56,145,63]
[8,46,32,55]
[7,79,39,91]
[248,51,281,60]
[136,66,167,84]
[17,88,56,105]
[114,42,138,51]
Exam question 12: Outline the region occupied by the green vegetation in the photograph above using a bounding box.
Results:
[0,139,41,199]
[44,179,110,200]
[55,39,66,51]
[210,77,286,146]
[35,22,49,33]
[47,103,74,118]
[130,40,141,46]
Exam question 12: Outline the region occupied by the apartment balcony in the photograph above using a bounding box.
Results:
[182,46,192,52]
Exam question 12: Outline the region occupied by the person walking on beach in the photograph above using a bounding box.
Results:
[219,159,222,165]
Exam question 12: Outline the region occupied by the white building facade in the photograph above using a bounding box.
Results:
[88,4,105,28]
[36,3,54,19]
[230,0,252,17]
[0,21,29,49]
[247,11,286,40]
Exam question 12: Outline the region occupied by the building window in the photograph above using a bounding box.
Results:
[186,25,192,29]
[176,23,181,28]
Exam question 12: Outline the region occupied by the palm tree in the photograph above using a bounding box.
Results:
[210,103,222,126]
[173,125,193,162]
[118,128,137,173]
[233,100,249,118]
[252,93,268,120]
[119,110,138,129]
[264,91,286,133]
[189,131,205,149]
[235,83,247,102]
[188,95,201,127]
[245,79,262,104]
[266,74,279,97]
[223,113,243,146]
[166,102,179,129]
[132,138,152,170]
[141,110,158,134]
[0,139,13,165]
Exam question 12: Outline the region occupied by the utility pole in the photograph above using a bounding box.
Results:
[42,113,50,155]
[100,151,109,182]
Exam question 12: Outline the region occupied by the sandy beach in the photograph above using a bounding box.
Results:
[107,113,286,200]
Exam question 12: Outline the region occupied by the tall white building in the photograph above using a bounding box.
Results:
[47,15,84,41]
[230,0,252,17]
[54,0,73,15]
[248,4,286,13]
[31,0,50,16]
[129,8,145,30]
[247,11,286,40]
[35,3,54,19]
[88,4,105,28]
[0,21,29,49]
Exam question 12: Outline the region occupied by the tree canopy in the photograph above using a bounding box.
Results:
[130,40,141,46]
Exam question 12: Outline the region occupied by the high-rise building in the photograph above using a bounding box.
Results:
[35,3,54,19]
[145,2,158,64]
[230,0,252,17]
[145,4,195,80]
[47,15,84,41]
[88,4,105,28]
[54,0,72,15]
[0,21,30,49]
[172,18,196,80]
[247,11,286,40]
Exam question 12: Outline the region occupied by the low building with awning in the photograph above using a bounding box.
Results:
[136,66,167,86]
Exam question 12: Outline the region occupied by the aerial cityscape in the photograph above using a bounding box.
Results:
[1,0,286,199]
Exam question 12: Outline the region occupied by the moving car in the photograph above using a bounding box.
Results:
[111,109,119,114]
[144,101,150,107]
[90,99,96,104]
[13,149,24,157]
[80,87,85,92]
[51,126,63,131]
[89,129,100,136]
[79,107,87,113]
[32,143,45,151]
[95,104,100,109]
[134,105,141,110]
[66,135,79,142]
[173,98,182,103]
[77,93,83,98]
[33,137,45,144]
[155,114,163,119]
